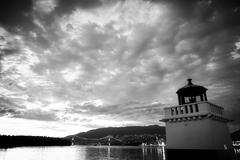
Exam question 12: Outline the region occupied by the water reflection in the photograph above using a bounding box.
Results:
[0,146,81,160]
[143,147,166,160]
[1,146,239,160]
[0,146,165,160]
[84,146,165,160]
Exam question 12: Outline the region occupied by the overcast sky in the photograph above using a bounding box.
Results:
[0,0,240,137]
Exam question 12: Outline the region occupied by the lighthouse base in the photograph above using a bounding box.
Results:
[166,149,236,160]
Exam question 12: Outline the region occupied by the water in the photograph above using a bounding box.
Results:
[0,146,165,160]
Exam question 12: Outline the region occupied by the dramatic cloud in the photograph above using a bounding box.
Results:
[0,97,21,117]
[33,0,58,14]
[0,0,240,136]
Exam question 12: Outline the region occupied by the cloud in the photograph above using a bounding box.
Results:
[0,0,240,136]
[66,101,166,127]
[14,109,59,121]
[33,0,58,14]
[0,96,58,122]
[0,27,21,57]
[55,0,102,15]
[230,40,240,59]
[0,97,21,116]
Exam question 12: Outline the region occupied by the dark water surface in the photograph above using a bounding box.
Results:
[0,145,166,160]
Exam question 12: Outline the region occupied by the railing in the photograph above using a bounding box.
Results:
[168,103,200,116]
[164,101,224,118]
[208,102,223,115]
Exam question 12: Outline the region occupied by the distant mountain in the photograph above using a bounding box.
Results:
[65,125,165,145]
[66,125,165,139]
[231,129,240,141]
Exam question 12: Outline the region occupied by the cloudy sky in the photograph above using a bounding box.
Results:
[0,0,240,137]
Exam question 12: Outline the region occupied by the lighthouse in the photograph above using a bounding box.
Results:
[161,79,235,160]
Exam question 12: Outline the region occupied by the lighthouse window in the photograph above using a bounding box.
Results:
[195,104,199,112]
[184,97,190,103]
[189,97,196,103]
[196,96,201,102]
[184,96,197,103]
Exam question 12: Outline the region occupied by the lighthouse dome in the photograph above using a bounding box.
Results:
[177,79,207,96]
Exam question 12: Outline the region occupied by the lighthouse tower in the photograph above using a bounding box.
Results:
[162,79,235,160]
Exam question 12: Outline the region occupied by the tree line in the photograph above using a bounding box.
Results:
[0,135,71,148]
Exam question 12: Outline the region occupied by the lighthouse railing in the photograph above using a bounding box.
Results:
[163,101,226,120]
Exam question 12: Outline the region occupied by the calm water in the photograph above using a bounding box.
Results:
[0,145,166,160]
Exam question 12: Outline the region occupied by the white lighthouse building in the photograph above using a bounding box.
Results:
[162,79,235,160]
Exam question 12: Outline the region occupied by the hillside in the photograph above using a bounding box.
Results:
[65,125,166,146]
[66,125,165,139]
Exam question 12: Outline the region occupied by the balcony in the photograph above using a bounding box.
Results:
[161,101,229,122]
